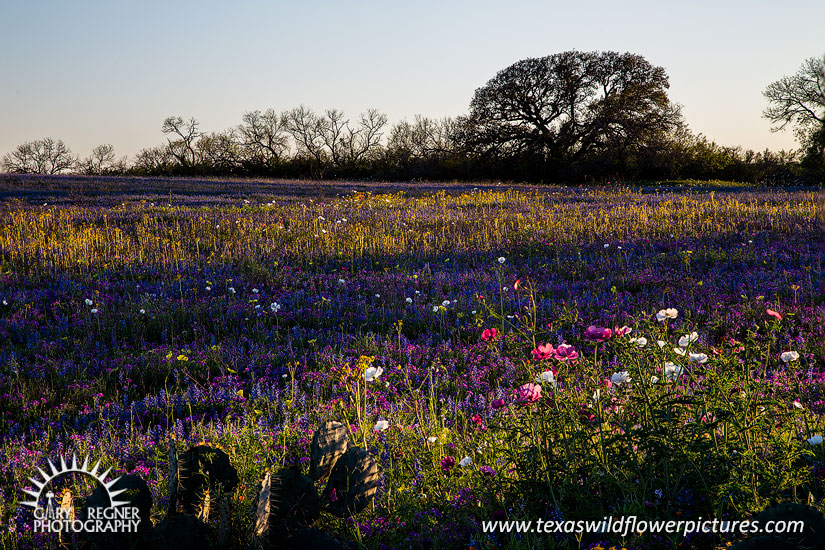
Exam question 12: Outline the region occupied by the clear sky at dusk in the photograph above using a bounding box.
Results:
[1,0,822,160]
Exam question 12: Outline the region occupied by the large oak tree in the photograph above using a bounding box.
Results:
[763,55,825,176]
[465,50,683,169]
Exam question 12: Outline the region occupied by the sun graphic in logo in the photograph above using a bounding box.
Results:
[20,454,130,510]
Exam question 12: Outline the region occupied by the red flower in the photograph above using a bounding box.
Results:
[578,406,597,423]
[480,328,499,342]
[585,325,612,341]
[613,325,632,337]
[480,465,497,476]
[767,308,782,321]
[441,456,456,472]
[531,343,555,360]
[552,343,579,362]
[514,383,542,406]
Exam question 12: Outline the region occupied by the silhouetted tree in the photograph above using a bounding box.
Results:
[763,56,825,141]
[2,137,76,174]
[385,115,462,177]
[132,145,174,174]
[238,109,289,170]
[342,108,387,164]
[162,116,201,168]
[464,50,683,177]
[196,130,243,174]
[764,55,825,179]
[79,144,119,175]
[284,106,387,176]
[284,105,327,176]
[387,115,458,161]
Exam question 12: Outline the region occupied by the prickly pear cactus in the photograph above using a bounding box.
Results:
[752,502,825,550]
[84,474,154,549]
[310,421,348,480]
[249,472,272,550]
[168,438,179,516]
[177,445,239,513]
[269,468,321,539]
[321,447,379,517]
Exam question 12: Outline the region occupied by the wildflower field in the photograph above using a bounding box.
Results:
[1,179,824,549]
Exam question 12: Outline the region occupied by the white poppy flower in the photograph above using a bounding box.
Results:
[656,308,678,322]
[688,352,708,363]
[364,366,384,382]
[807,435,823,446]
[374,420,389,432]
[611,371,631,385]
[678,332,699,348]
[665,362,683,381]
[630,337,648,348]
[780,351,800,363]
[537,370,556,386]
[459,456,473,467]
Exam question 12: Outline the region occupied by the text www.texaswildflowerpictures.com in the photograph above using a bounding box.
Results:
[481,516,806,538]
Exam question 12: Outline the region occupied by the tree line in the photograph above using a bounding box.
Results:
[3,50,823,183]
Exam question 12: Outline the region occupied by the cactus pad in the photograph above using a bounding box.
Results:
[310,421,348,480]
[751,502,825,550]
[86,474,153,530]
[270,468,321,537]
[177,445,239,513]
[84,474,154,549]
[321,446,379,517]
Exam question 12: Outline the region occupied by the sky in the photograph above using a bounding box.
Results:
[1,0,823,161]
